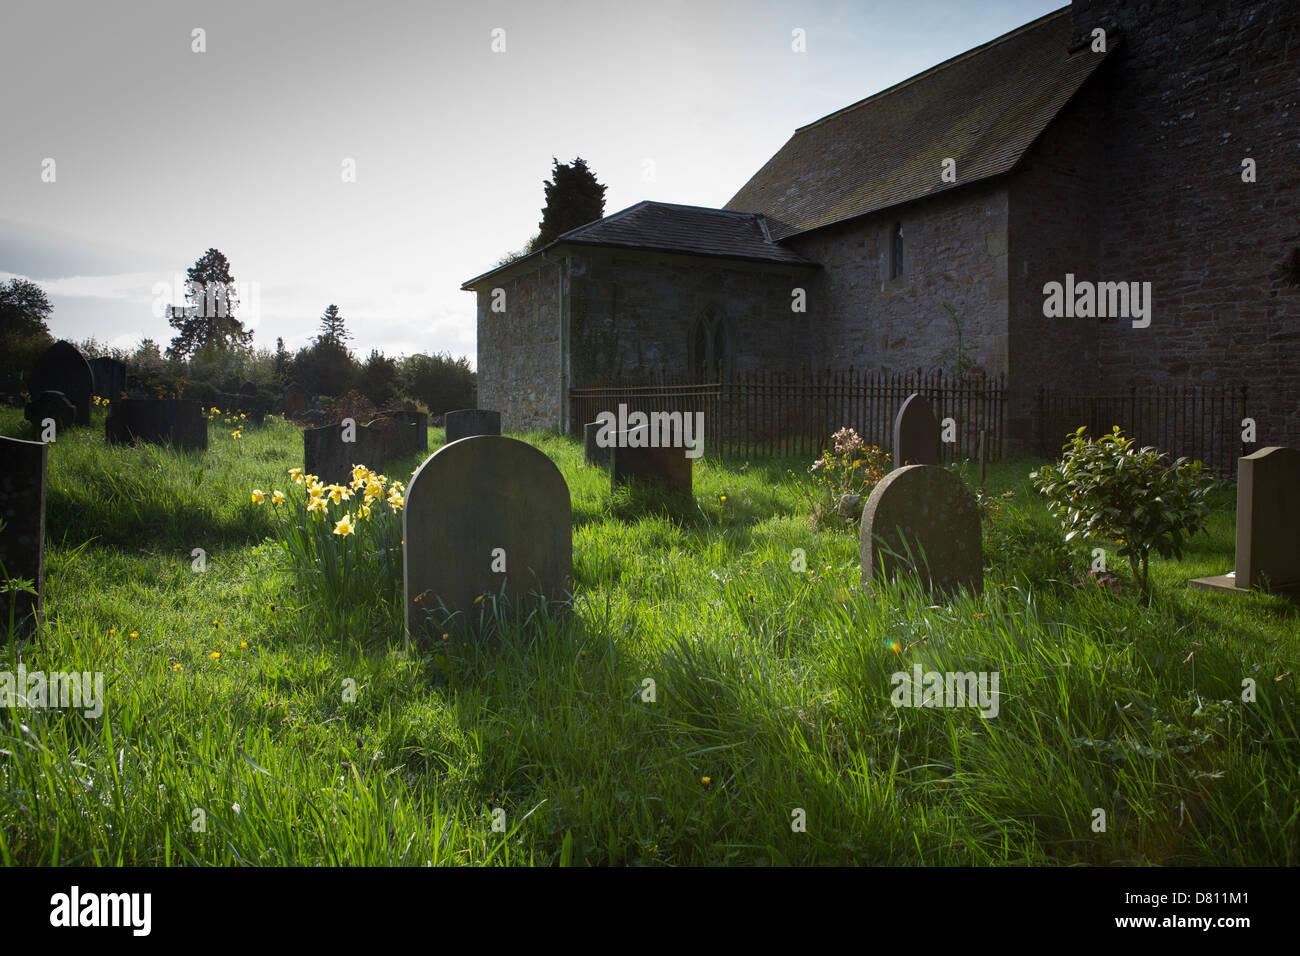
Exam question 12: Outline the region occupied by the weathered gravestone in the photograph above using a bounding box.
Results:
[27,341,93,425]
[584,421,611,466]
[860,463,982,597]
[0,436,47,635]
[283,383,307,421]
[303,421,390,486]
[444,408,501,444]
[105,399,208,450]
[610,428,692,495]
[893,392,941,469]
[403,435,572,644]
[24,390,76,433]
[89,357,127,401]
[386,411,428,457]
[1190,446,1300,597]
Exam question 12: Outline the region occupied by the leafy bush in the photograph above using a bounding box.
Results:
[791,427,891,531]
[1031,426,1215,593]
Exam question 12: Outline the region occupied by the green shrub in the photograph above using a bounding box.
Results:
[1031,426,1215,593]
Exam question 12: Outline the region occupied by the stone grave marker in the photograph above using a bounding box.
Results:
[89,357,127,401]
[403,435,572,644]
[1191,446,1300,596]
[27,341,93,425]
[0,436,47,636]
[283,383,307,421]
[303,421,390,486]
[24,390,76,433]
[105,399,208,451]
[444,408,501,444]
[893,392,941,469]
[584,421,611,466]
[860,463,982,597]
[610,427,692,495]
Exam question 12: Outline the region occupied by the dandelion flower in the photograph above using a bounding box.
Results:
[109,628,117,636]
[172,663,182,671]
[251,489,265,504]
[271,490,285,506]
[130,630,138,639]
[240,641,248,649]
[702,776,712,786]
[333,514,355,536]
[210,652,220,660]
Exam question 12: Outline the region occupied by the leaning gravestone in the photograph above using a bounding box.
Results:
[89,357,127,401]
[0,436,47,635]
[303,421,390,486]
[893,392,941,469]
[24,390,76,433]
[403,435,572,644]
[610,428,692,495]
[105,399,208,450]
[860,463,982,597]
[444,408,501,444]
[27,341,93,425]
[584,422,611,466]
[1190,446,1300,596]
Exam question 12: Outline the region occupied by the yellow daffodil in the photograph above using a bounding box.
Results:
[358,504,372,519]
[327,485,350,504]
[366,479,384,498]
[231,430,242,439]
[288,467,303,483]
[333,514,355,536]
[271,490,285,505]
[307,496,328,515]
[251,489,265,503]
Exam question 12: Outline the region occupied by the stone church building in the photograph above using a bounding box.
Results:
[463,0,1299,453]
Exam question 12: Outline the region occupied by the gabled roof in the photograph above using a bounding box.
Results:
[725,7,1111,239]
[461,201,816,289]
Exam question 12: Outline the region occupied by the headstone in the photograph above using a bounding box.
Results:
[860,464,982,597]
[24,390,76,433]
[283,383,307,421]
[610,428,692,495]
[893,392,941,469]
[239,381,258,398]
[403,435,572,644]
[584,422,611,466]
[1190,446,1300,596]
[27,341,93,425]
[444,408,501,444]
[303,421,390,486]
[89,357,127,401]
[0,436,47,636]
[105,399,208,451]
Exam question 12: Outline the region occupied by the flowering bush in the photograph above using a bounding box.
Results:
[792,427,891,531]
[255,464,406,625]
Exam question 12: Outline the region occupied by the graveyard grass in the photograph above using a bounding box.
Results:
[2,407,1297,866]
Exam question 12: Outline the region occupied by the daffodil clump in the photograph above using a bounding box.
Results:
[255,463,405,626]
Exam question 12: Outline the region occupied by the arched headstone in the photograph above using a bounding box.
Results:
[27,341,93,425]
[444,408,501,444]
[860,464,982,597]
[403,435,572,644]
[89,357,127,401]
[893,392,941,469]
[105,399,208,450]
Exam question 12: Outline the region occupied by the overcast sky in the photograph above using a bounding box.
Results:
[0,0,1064,365]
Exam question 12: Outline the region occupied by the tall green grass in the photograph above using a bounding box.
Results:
[1,406,1296,865]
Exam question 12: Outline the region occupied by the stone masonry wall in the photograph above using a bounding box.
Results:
[566,249,821,387]
[1071,0,1300,446]
[473,258,562,433]
[782,180,1011,387]
[1006,69,1105,454]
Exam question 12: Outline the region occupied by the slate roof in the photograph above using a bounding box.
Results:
[461,201,815,289]
[724,7,1111,239]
